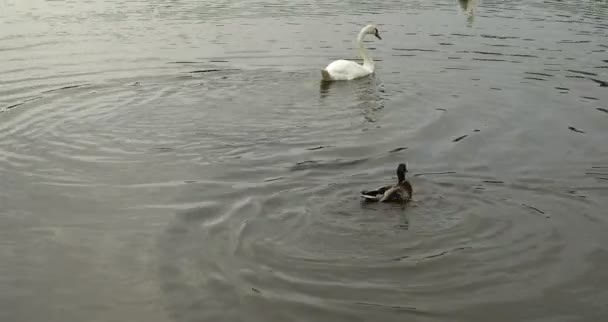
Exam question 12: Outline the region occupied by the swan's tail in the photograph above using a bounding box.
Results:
[320,69,332,81]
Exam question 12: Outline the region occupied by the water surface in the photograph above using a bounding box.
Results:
[1,0,608,321]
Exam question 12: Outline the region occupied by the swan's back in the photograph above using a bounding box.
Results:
[322,59,372,81]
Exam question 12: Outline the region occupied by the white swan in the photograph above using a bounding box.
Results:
[458,0,479,16]
[321,24,382,81]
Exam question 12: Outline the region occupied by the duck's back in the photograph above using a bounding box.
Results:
[379,182,412,202]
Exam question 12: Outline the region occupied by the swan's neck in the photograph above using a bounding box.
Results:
[357,31,374,71]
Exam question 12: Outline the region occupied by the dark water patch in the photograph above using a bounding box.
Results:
[588,78,608,87]
[413,171,457,177]
[555,87,569,91]
[526,72,554,77]
[485,44,516,48]
[439,42,453,46]
[567,69,598,76]
[480,34,519,39]
[558,40,592,43]
[444,67,471,70]
[472,51,504,56]
[154,147,175,152]
[450,33,475,37]
[522,203,546,216]
[490,87,502,90]
[306,146,330,151]
[354,302,419,312]
[263,176,284,182]
[452,134,468,142]
[41,84,90,94]
[484,180,504,184]
[472,58,507,62]
[392,48,439,52]
[567,190,587,199]
[524,77,547,81]
[189,69,221,73]
[509,53,540,58]
[581,96,599,101]
[4,102,24,110]
[392,255,409,261]
[536,48,563,52]
[389,147,408,153]
[424,250,448,259]
[568,126,586,134]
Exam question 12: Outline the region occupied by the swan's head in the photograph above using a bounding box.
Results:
[363,24,382,40]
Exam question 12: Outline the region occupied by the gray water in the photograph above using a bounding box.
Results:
[1,0,608,321]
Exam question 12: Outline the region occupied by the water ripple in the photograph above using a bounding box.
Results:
[2,1,608,321]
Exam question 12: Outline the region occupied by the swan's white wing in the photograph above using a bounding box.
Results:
[324,59,372,80]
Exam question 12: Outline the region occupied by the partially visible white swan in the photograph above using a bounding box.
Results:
[459,0,479,17]
[321,24,382,81]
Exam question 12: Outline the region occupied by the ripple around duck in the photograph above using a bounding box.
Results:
[157,163,601,321]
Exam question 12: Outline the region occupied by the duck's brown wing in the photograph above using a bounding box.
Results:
[361,185,390,195]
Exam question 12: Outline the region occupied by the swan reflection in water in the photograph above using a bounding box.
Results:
[458,0,479,26]
[319,75,384,124]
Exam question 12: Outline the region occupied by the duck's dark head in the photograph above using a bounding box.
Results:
[397,163,408,183]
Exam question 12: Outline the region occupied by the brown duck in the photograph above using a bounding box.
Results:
[361,163,413,202]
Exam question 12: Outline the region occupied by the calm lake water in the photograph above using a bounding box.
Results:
[1,0,608,321]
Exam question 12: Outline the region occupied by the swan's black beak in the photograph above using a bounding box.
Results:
[374,30,382,40]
